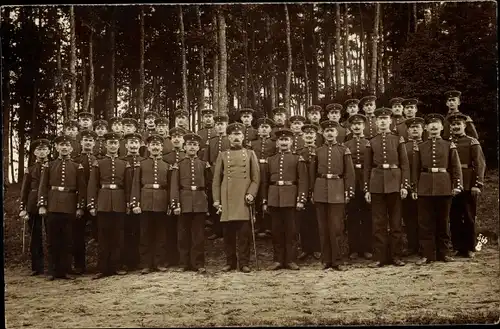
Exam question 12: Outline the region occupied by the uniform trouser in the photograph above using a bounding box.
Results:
[46,212,71,277]
[402,198,419,254]
[90,216,99,242]
[223,220,251,267]
[122,213,141,269]
[418,196,452,261]
[371,193,403,263]
[165,215,179,266]
[299,202,321,254]
[316,203,345,266]
[346,194,372,255]
[255,195,271,233]
[140,212,166,269]
[450,191,477,253]
[97,212,123,274]
[269,207,297,264]
[28,213,47,273]
[178,212,205,269]
[70,212,87,271]
[206,188,222,236]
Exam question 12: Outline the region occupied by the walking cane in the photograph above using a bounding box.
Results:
[249,203,259,270]
[22,217,27,255]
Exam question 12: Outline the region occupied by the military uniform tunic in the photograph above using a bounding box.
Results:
[443,111,478,140]
[291,133,305,154]
[93,137,107,159]
[197,126,217,160]
[363,115,378,140]
[205,135,230,166]
[243,125,258,148]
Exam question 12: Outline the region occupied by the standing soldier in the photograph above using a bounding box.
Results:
[311,120,355,271]
[76,112,94,139]
[170,133,211,274]
[197,108,217,159]
[38,135,86,280]
[109,117,127,156]
[271,107,289,140]
[122,117,139,136]
[364,108,411,268]
[212,122,260,273]
[342,98,361,129]
[296,124,322,261]
[401,117,425,256]
[119,132,146,271]
[344,114,373,260]
[251,117,276,238]
[305,105,324,146]
[360,95,378,140]
[174,109,191,132]
[93,119,108,160]
[443,90,478,140]
[397,99,422,141]
[140,111,159,157]
[154,117,175,156]
[59,120,80,159]
[448,113,486,258]
[87,132,130,279]
[289,115,306,153]
[19,138,50,276]
[261,129,308,271]
[389,97,406,134]
[413,114,463,265]
[130,134,170,274]
[239,108,258,148]
[325,103,348,143]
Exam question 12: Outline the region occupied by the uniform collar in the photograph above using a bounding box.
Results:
[379,130,391,135]
[366,114,376,118]
[126,152,139,157]
[260,136,270,140]
[188,155,198,159]
[106,153,119,159]
[58,155,71,160]
[452,133,466,138]
[278,149,292,154]
[353,134,365,139]
[409,138,422,142]
[447,109,460,116]
[35,158,48,163]
[429,135,442,140]
[230,145,243,150]
[325,141,338,146]
[150,155,163,160]
[173,147,183,152]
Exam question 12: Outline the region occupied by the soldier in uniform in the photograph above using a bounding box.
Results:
[344,114,373,260]
[140,111,159,157]
[305,105,324,146]
[174,109,191,132]
[325,103,348,143]
[93,119,108,160]
[197,108,217,159]
[310,120,355,270]
[19,138,50,276]
[389,97,406,134]
[401,117,426,257]
[342,98,361,129]
[60,120,80,159]
[38,135,86,280]
[413,114,463,265]
[170,133,211,274]
[360,95,378,140]
[119,132,146,271]
[212,122,260,273]
[289,115,306,153]
[364,108,410,268]
[239,108,258,148]
[250,117,276,238]
[261,128,308,271]
[448,113,486,258]
[397,98,422,141]
[130,134,170,274]
[296,124,322,261]
[271,107,289,140]
[151,117,174,156]
[109,117,127,156]
[443,90,478,140]
[76,112,94,143]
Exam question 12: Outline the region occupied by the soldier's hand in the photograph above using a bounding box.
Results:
[345,196,350,204]
[19,210,27,219]
[89,208,97,216]
[76,209,84,218]
[471,187,481,197]
[296,202,304,211]
[411,192,418,200]
[245,194,255,204]
[133,207,142,215]
[39,207,47,216]
[167,207,172,216]
[452,188,462,197]
[262,204,268,214]
[126,208,131,215]
[365,192,371,204]
[400,188,408,199]
[173,208,181,216]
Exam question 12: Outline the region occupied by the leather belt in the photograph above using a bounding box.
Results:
[181,186,205,191]
[422,168,447,173]
[319,174,343,179]
[354,164,363,169]
[461,164,469,169]
[259,159,268,164]
[142,184,165,189]
[271,180,296,186]
[377,164,399,169]
[102,184,123,189]
[51,186,76,192]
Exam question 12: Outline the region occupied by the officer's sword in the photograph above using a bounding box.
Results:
[22,218,27,255]
[248,203,259,270]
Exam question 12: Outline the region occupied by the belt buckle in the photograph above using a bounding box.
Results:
[259,159,266,164]
[355,164,362,169]
[190,185,197,191]
[152,183,160,189]
[57,186,65,192]
[431,168,438,173]
[110,184,118,189]
[382,164,390,169]
[326,173,333,179]
[278,180,284,186]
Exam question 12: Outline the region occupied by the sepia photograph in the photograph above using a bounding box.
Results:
[2,1,499,327]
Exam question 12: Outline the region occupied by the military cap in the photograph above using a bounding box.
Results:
[239,108,255,116]
[305,105,323,113]
[405,117,425,127]
[447,113,469,123]
[146,134,165,144]
[301,123,319,133]
[123,132,143,141]
[169,127,186,136]
[122,118,139,128]
[31,138,51,150]
[347,114,367,124]
[289,115,306,123]
[274,128,294,139]
[256,117,275,127]
[425,113,446,124]
[155,117,169,126]
[320,120,340,130]
[201,108,215,115]
[344,99,360,106]
[359,95,377,105]
[389,97,405,107]
[325,103,343,112]
[104,132,122,141]
[144,111,159,119]
[226,122,245,135]
[77,111,94,119]
[63,119,79,129]
[53,135,73,144]
[402,98,418,107]
[272,107,288,115]
[79,130,98,140]
[174,109,189,118]
[109,117,123,126]
[183,133,203,144]
[444,90,461,99]
[93,119,108,128]
[214,114,229,123]
[122,110,137,119]
[374,107,393,117]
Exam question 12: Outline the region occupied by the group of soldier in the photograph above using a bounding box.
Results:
[19,89,486,280]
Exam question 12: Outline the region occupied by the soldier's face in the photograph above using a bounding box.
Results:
[95,126,108,136]
[363,101,376,114]
[392,104,404,116]
[258,124,272,137]
[277,136,292,150]
[156,124,168,135]
[215,122,227,134]
[111,123,123,133]
[105,139,120,154]
[404,105,417,118]
[323,127,338,142]
[145,116,156,128]
[307,111,321,123]
[427,121,443,136]
[350,121,365,135]
[346,104,359,116]
[184,141,200,156]
[79,117,92,129]
[228,131,244,146]
[327,110,341,122]
[450,120,466,135]
[408,124,424,139]
[176,116,188,128]
[376,116,392,130]
[302,130,317,144]
[123,123,137,135]
[81,136,95,151]
[446,97,460,109]
[126,138,141,153]
[64,126,78,138]
[290,121,304,133]
[148,141,162,155]
[34,146,49,159]
[273,113,286,125]
[57,141,72,156]
[241,114,253,126]
[203,114,214,126]
[171,134,184,148]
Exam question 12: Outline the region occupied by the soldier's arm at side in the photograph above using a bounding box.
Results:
[363,141,373,194]
[449,144,463,192]
[37,163,49,209]
[343,147,355,199]
[19,166,31,212]
[212,153,223,204]
[466,117,479,139]
[76,163,86,210]
[246,150,260,198]
[124,162,133,209]
[169,163,180,210]
[471,140,486,189]
[398,137,411,190]
[130,164,141,208]
[260,159,269,204]
[87,161,100,210]
[411,144,420,194]
[296,156,308,204]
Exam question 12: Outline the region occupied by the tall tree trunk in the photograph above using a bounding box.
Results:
[243,14,249,107]
[323,7,332,99]
[212,12,219,113]
[69,6,77,119]
[139,7,145,126]
[309,5,319,104]
[249,20,258,109]
[413,3,418,32]
[377,8,384,94]
[345,4,353,96]
[218,10,228,115]
[265,13,276,109]
[2,7,11,185]
[84,29,94,113]
[369,3,380,95]
[334,4,342,96]
[196,5,205,129]
[179,6,188,113]
[284,5,292,112]
[82,45,87,113]
[301,35,310,107]
[107,8,116,119]
[56,32,68,119]
[358,4,364,93]
[9,111,15,183]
